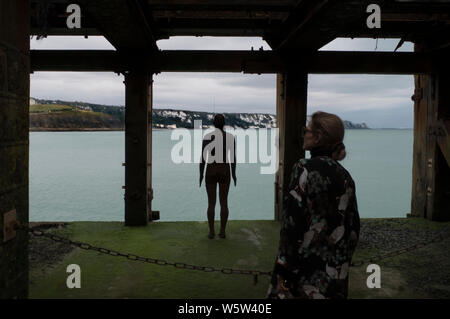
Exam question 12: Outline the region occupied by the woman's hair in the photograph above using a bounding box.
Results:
[213,114,225,130]
[310,111,347,161]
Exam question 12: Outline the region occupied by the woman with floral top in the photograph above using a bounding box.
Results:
[267,111,360,299]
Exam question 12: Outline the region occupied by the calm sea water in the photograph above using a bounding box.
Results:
[30,129,413,222]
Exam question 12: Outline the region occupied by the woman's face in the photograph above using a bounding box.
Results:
[302,122,321,150]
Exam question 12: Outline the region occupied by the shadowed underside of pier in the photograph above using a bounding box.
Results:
[1,0,450,298]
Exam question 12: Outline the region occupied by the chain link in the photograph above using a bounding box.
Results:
[25,224,450,279]
[27,227,272,284]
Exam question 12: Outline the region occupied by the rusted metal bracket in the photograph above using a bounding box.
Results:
[150,210,160,221]
[411,88,423,102]
[3,209,18,243]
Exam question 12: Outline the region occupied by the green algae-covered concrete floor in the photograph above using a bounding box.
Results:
[29,218,450,299]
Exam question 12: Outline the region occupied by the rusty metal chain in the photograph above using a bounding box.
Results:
[24,223,450,280]
[27,227,270,285]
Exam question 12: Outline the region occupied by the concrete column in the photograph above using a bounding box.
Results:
[124,68,153,226]
[274,72,308,221]
[0,0,30,298]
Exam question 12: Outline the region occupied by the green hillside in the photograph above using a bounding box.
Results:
[30,104,123,131]
[30,104,74,113]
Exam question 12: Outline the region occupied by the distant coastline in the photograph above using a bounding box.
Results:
[29,98,370,131]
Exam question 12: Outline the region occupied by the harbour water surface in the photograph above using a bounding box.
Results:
[30,129,413,222]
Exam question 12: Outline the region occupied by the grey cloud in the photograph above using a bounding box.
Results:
[309,74,413,95]
[157,36,271,51]
[321,38,414,52]
[31,72,125,106]
[334,106,413,129]
[219,75,276,89]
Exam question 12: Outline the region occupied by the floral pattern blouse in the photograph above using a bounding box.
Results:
[267,152,360,299]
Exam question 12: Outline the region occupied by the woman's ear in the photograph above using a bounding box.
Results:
[313,132,321,146]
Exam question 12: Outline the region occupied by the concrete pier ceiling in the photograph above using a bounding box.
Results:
[1,0,450,298]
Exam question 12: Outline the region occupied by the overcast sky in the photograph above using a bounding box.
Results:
[30,36,415,128]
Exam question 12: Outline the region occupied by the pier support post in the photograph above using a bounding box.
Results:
[411,44,450,221]
[0,0,30,298]
[124,67,153,226]
[275,72,308,221]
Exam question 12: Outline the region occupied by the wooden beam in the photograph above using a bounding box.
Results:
[411,43,450,221]
[124,68,153,226]
[152,10,288,19]
[274,72,307,221]
[30,0,100,37]
[154,50,283,73]
[77,0,158,52]
[272,0,329,50]
[30,50,125,72]
[307,51,433,74]
[0,0,30,299]
[159,51,433,74]
[155,18,278,38]
[427,72,450,221]
[30,50,434,74]
[410,73,428,218]
[146,0,296,8]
